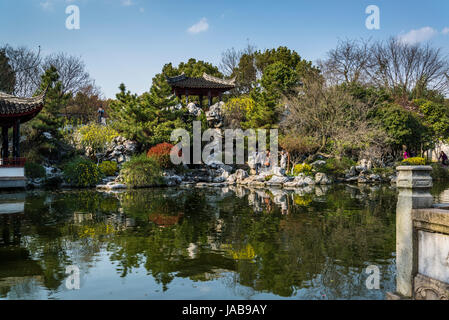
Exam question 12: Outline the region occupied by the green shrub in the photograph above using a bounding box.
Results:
[317,157,356,176]
[120,154,163,188]
[63,157,103,187]
[293,163,313,176]
[99,161,119,176]
[372,167,395,177]
[327,157,355,175]
[25,162,46,179]
[431,163,449,181]
[264,175,273,181]
[401,157,426,166]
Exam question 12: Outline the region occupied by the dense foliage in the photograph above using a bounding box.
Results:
[98,161,119,176]
[63,157,103,187]
[25,162,46,179]
[120,154,163,188]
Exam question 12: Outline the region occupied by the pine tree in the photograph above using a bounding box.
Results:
[0,50,15,94]
[31,66,71,138]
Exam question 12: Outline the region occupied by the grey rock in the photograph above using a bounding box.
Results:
[235,169,249,181]
[311,160,326,167]
[266,175,289,187]
[205,101,225,128]
[271,166,286,176]
[315,173,331,185]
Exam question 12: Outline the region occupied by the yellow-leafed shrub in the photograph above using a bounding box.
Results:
[402,157,426,166]
[76,123,119,154]
[293,163,313,176]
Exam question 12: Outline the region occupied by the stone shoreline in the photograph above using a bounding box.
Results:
[94,166,396,191]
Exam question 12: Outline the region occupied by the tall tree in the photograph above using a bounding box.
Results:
[109,84,189,148]
[2,45,42,97]
[0,49,15,93]
[43,52,93,95]
[31,66,71,138]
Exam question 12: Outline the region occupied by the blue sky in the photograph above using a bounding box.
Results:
[1,0,448,98]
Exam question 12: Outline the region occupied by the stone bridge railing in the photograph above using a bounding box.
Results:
[388,166,449,300]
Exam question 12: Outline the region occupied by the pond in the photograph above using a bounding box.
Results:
[1,182,448,300]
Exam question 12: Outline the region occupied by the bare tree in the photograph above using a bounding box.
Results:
[2,45,42,97]
[220,48,241,77]
[318,39,373,85]
[219,42,257,77]
[370,38,449,96]
[281,74,387,159]
[43,52,92,95]
[320,38,449,97]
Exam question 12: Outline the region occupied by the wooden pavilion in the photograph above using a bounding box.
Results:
[167,73,236,107]
[0,91,46,188]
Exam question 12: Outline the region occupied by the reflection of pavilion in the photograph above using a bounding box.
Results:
[0,193,26,215]
[0,193,26,245]
[0,91,46,189]
[0,193,45,298]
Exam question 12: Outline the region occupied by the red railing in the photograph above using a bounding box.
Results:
[0,158,27,168]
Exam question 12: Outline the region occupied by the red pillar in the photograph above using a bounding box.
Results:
[13,120,20,159]
[2,126,8,161]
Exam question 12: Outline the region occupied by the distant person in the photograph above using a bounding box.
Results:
[280,150,289,170]
[439,151,449,166]
[254,149,263,175]
[263,150,271,171]
[98,106,105,124]
[403,149,409,160]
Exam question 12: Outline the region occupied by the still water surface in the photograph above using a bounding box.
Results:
[1,183,447,300]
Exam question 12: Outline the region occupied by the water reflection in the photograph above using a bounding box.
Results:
[0,183,407,300]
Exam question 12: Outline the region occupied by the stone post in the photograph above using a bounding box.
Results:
[395,165,433,298]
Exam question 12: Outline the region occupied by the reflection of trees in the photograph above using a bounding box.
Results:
[2,184,399,299]
[1,191,121,297]
[216,185,397,298]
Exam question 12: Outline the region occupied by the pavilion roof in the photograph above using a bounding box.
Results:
[167,73,236,90]
[0,91,46,117]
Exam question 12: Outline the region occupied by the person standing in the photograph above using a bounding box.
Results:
[403,146,409,160]
[280,150,289,170]
[254,150,263,175]
[98,106,105,124]
[439,151,449,166]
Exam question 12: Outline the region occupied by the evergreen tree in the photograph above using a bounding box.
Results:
[0,50,15,94]
[31,66,71,138]
[109,84,190,149]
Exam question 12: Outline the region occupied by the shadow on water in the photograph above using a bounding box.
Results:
[5,181,449,300]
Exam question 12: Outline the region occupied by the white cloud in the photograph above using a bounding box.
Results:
[122,0,134,6]
[442,27,449,35]
[398,27,438,45]
[40,1,53,11]
[187,18,209,34]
